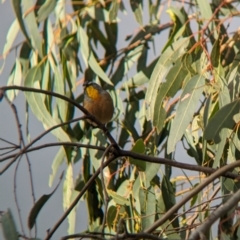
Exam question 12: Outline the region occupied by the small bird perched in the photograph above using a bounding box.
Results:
[83,82,114,126]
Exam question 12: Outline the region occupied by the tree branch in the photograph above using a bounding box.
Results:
[0,85,118,147]
[190,187,240,239]
[120,150,240,180]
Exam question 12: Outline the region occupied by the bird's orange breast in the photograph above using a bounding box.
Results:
[85,86,100,100]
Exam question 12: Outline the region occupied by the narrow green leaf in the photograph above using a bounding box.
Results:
[49,55,67,122]
[6,59,22,101]
[63,165,74,211]
[204,100,240,143]
[24,66,71,142]
[121,101,139,142]
[37,0,57,22]
[145,38,190,120]
[108,190,130,206]
[161,176,179,228]
[227,51,240,101]
[112,45,144,86]
[219,1,238,16]
[86,5,110,22]
[107,206,117,229]
[89,128,108,170]
[164,7,186,51]
[28,172,64,229]
[132,160,160,227]
[213,129,230,168]
[49,147,65,187]
[139,187,156,230]
[79,26,113,85]
[190,184,199,207]
[54,0,66,22]
[22,0,43,57]
[203,94,212,128]
[45,18,58,58]
[2,19,19,59]
[198,1,212,19]
[153,59,189,133]
[130,0,143,26]
[63,165,76,234]
[220,177,236,235]
[11,0,30,43]
[219,80,231,107]
[196,0,216,37]
[137,45,148,72]
[211,38,220,68]
[167,75,205,153]
[124,58,158,88]
[1,209,18,240]
[184,129,201,165]
[74,174,85,192]
[19,41,32,67]
[89,21,111,55]
[211,39,229,108]
[109,0,119,22]
[233,130,240,152]
[117,180,131,199]
[129,139,146,171]
[104,22,117,53]
[123,45,145,75]
[111,57,125,85]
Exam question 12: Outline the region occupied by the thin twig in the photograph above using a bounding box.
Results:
[0,142,105,162]
[185,185,220,238]
[0,145,19,156]
[0,117,86,174]
[144,160,240,233]
[190,186,240,239]
[143,127,156,145]
[119,150,240,180]
[61,233,104,240]
[13,156,25,235]
[61,230,165,240]
[0,137,19,147]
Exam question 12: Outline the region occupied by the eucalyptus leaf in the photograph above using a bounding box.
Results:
[108,190,130,206]
[1,209,18,240]
[22,0,43,57]
[153,59,189,133]
[24,66,71,142]
[37,0,57,22]
[167,74,205,153]
[130,0,143,26]
[145,37,190,120]
[204,99,240,143]
[129,139,146,171]
[28,172,64,229]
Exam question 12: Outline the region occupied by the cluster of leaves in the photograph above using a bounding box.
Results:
[2,0,240,240]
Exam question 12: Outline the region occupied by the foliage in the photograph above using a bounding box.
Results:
[1,0,240,239]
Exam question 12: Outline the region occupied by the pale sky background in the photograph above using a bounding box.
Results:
[1,1,239,240]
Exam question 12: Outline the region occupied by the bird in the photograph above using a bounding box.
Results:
[83,82,114,126]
